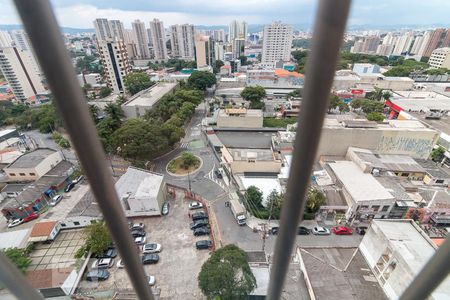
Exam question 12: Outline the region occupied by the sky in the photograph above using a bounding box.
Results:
[0,0,449,29]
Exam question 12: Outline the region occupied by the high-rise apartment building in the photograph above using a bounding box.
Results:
[240,22,248,40]
[233,38,245,59]
[213,30,225,42]
[0,47,45,101]
[149,19,168,61]
[423,28,447,57]
[376,44,394,56]
[261,22,293,68]
[195,35,215,68]
[10,30,32,51]
[361,36,380,54]
[94,18,113,41]
[132,20,150,59]
[0,31,12,47]
[428,47,450,69]
[109,20,125,41]
[229,20,247,42]
[392,32,413,55]
[170,24,195,60]
[214,42,225,61]
[410,32,430,56]
[97,40,131,93]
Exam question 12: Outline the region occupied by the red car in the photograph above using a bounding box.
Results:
[23,212,39,223]
[332,226,353,235]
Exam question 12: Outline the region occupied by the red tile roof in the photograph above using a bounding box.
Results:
[30,221,57,237]
[26,268,72,289]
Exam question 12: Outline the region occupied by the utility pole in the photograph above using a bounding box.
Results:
[108,152,115,176]
[187,171,192,193]
[261,223,267,252]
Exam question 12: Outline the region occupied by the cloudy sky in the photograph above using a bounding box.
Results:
[1,0,449,29]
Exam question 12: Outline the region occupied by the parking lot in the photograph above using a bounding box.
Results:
[78,196,211,299]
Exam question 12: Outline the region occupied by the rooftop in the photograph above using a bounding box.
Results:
[300,247,386,300]
[415,159,450,178]
[30,221,57,238]
[239,175,282,206]
[123,82,177,107]
[228,148,275,161]
[219,108,263,117]
[26,268,73,290]
[6,148,56,169]
[329,161,395,202]
[389,91,450,112]
[215,131,273,149]
[67,189,101,218]
[0,228,31,249]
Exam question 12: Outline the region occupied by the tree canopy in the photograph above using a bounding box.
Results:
[198,244,256,299]
[367,112,385,122]
[3,247,32,273]
[241,86,266,103]
[351,99,384,114]
[266,190,283,219]
[245,186,263,208]
[328,94,348,113]
[124,72,154,95]
[306,188,326,214]
[187,71,217,91]
[99,86,112,98]
[430,146,446,162]
[75,221,112,258]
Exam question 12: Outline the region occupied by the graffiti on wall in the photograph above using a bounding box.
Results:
[377,135,434,158]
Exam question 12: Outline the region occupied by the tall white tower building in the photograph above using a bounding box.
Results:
[97,40,131,93]
[132,20,150,59]
[170,24,195,60]
[261,22,293,68]
[149,19,168,61]
[109,20,125,41]
[0,47,45,101]
[94,18,113,41]
[0,31,13,47]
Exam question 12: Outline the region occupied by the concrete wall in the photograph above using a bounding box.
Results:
[34,151,63,177]
[61,216,99,229]
[6,151,63,181]
[318,127,439,159]
[230,160,282,174]
[122,104,149,118]
[217,115,263,128]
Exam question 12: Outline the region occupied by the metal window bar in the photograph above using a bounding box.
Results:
[0,1,447,300]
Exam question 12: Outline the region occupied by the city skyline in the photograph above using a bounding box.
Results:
[1,0,450,29]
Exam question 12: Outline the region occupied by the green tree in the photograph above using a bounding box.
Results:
[367,112,385,122]
[75,221,112,258]
[382,91,392,101]
[111,119,169,161]
[89,104,100,123]
[104,103,124,129]
[3,248,31,273]
[198,244,256,299]
[213,60,224,74]
[99,86,112,98]
[161,122,185,146]
[266,190,283,219]
[288,88,303,98]
[245,186,263,208]
[426,68,450,75]
[82,83,92,96]
[369,87,384,101]
[430,146,446,162]
[187,71,217,91]
[96,117,117,151]
[180,152,199,169]
[306,188,326,214]
[361,100,384,114]
[124,72,154,95]
[239,55,248,66]
[328,94,345,112]
[241,86,266,103]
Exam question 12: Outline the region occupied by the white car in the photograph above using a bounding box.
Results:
[147,276,156,286]
[92,258,114,269]
[312,226,331,235]
[130,223,145,230]
[116,259,124,268]
[135,236,147,245]
[142,243,162,254]
[189,201,203,210]
[49,194,63,206]
[8,218,23,228]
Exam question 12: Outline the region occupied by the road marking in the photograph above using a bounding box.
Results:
[204,166,226,190]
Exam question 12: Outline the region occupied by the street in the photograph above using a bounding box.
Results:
[25,130,78,164]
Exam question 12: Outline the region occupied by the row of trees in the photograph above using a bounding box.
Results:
[147,58,197,71]
[244,186,326,220]
[240,85,266,109]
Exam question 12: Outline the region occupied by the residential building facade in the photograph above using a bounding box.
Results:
[97,40,131,93]
[170,24,195,60]
[195,35,215,69]
[428,47,450,69]
[132,19,150,59]
[149,19,168,61]
[261,22,293,68]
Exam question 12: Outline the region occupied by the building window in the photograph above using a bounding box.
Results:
[436,179,444,184]
[371,205,380,212]
[381,205,390,212]
[73,221,80,226]
[9,173,16,176]
[61,223,66,227]
[29,173,36,176]
[19,173,26,176]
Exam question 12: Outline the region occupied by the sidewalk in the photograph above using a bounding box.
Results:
[246,215,320,232]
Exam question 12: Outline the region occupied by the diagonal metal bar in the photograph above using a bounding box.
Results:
[266,1,351,299]
[0,252,44,299]
[12,1,155,299]
[399,236,450,300]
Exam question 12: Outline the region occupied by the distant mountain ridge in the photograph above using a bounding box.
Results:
[0,24,94,34]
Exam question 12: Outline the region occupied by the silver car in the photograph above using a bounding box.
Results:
[312,226,331,235]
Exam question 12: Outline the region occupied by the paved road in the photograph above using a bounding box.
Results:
[25,130,78,164]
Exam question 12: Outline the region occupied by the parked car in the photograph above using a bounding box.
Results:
[332,226,353,235]
[147,276,156,286]
[196,240,212,250]
[356,226,367,235]
[49,194,63,206]
[116,259,124,268]
[214,170,223,179]
[86,269,110,281]
[142,254,159,264]
[130,223,145,230]
[131,229,146,238]
[193,227,210,236]
[135,236,147,245]
[312,226,331,235]
[192,211,208,221]
[297,226,310,235]
[142,243,162,254]
[65,182,76,193]
[96,247,118,259]
[271,227,279,235]
[7,218,23,228]
[23,212,39,223]
[190,219,209,230]
[92,258,114,269]
[162,202,170,215]
[189,201,203,210]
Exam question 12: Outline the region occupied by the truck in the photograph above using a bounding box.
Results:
[230,197,247,226]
